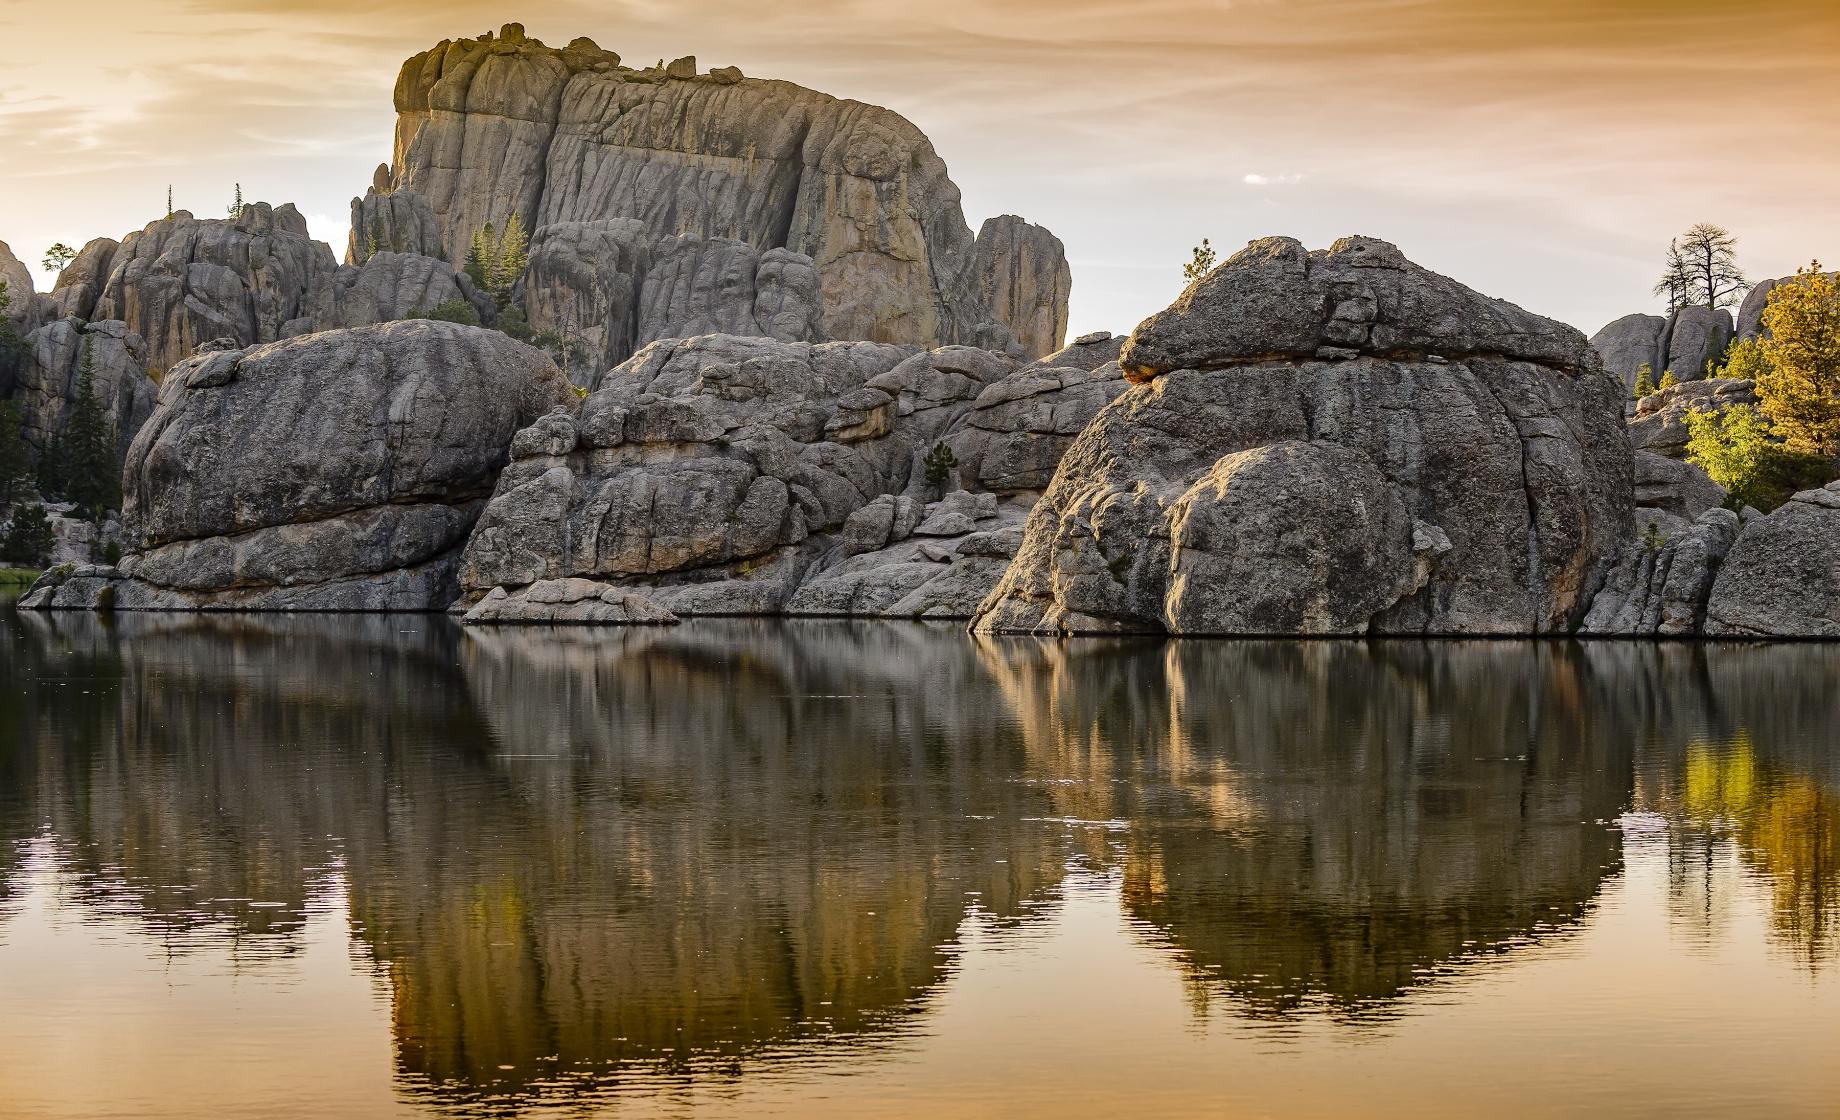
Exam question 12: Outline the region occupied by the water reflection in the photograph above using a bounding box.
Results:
[2,613,1839,1113]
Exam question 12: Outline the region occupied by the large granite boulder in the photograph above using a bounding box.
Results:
[457,333,1024,615]
[1590,313,1666,392]
[0,240,33,309]
[12,317,156,465]
[1736,278,1780,341]
[323,251,495,329]
[1665,305,1733,382]
[382,26,1068,354]
[1626,376,1755,459]
[1632,449,1725,520]
[22,321,574,611]
[348,178,446,262]
[1704,482,1840,637]
[973,236,1633,636]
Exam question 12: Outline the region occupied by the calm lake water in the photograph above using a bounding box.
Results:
[1,610,1836,1119]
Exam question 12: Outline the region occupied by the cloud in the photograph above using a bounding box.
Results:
[1242,173,1305,187]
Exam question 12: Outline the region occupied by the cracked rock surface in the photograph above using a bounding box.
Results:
[974,236,1633,635]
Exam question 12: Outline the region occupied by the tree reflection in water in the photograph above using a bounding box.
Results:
[1,610,1837,1110]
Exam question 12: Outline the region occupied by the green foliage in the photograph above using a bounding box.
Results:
[530,328,585,370]
[1640,521,1666,552]
[1756,264,1840,458]
[923,441,958,497]
[166,185,174,219]
[43,242,77,273]
[227,182,245,219]
[40,337,120,521]
[497,303,532,342]
[1632,363,1656,399]
[409,299,482,327]
[1657,368,1679,391]
[1,503,54,568]
[1717,335,1774,382]
[1183,238,1217,286]
[0,401,31,509]
[465,218,530,307]
[1685,404,1833,512]
[101,539,121,565]
[0,280,24,370]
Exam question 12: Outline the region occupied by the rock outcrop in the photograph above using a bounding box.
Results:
[0,240,33,307]
[974,216,1072,360]
[1631,449,1725,520]
[1580,507,1741,636]
[381,25,1068,357]
[1589,304,1733,391]
[11,317,156,465]
[1627,377,1755,459]
[973,236,1633,636]
[46,204,492,375]
[22,321,573,611]
[348,175,446,262]
[1704,482,1840,637]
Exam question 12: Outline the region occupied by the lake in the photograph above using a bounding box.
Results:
[1,610,1836,1118]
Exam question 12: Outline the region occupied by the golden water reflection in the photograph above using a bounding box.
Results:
[2,614,1838,1115]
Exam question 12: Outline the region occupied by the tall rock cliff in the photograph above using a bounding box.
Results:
[377,25,1071,361]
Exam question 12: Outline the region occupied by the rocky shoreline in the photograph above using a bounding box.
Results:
[6,25,1837,638]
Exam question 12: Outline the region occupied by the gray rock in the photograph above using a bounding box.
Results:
[1664,305,1733,382]
[1580,508,1740,635]
[1704,482,1840,636]
[1736,279,1780,341]
[974,215,1072,358]
[1632,450,1726,519]
[45,238,118,321]
[1626,377,1755,459]
[323,251,492,330]
[0,240,33,306]
[24,321,574,612]
[13,317,156,466]
[1589,313,1666,393]
[463,579,678,624]
[382,30,1067,351]
[1031,332,1124,373]
[974,237,1633,636]
[946,360,1126,495]
[347,186,445,263]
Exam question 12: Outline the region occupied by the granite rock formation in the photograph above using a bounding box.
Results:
[1589,305,1733,391]
[1704,482,1840,637]
[1580,508,1741,636]
[1626,377,1756,459]
[22,321,573,611]
[974,236,1633,636]
[380,25,1068,357]
[11,317,156,465]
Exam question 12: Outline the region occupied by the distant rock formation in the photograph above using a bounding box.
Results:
[1626,376,1756,460]
[1589,305,1733,391]
[973,236,1634,636]
[374,25,1070,362]
[12,318,156,466]
[44,204,492,376]
[23,322,574,611]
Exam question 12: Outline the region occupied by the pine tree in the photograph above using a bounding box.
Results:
[0,401,30,509]
[52,337,120,521]
[1632,363,1656,399]
[1183,239,1217,286]
[1756,263,1840,457]
[0,281,23,371]
[1,503,54,568]
[166,184,174,219]
[468,223,496,291]
[228,182,245,219]
[1654,239,1693,314]
[495,213,529,307]
[923,442,958,497]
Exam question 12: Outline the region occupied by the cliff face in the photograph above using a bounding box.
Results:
[381,25,1070,357]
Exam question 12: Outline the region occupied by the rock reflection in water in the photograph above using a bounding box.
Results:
[2,612,1839,1113]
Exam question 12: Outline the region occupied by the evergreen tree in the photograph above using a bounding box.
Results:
[1716,336,1774,382]
[1756,264,1840,458]
[1183,238,1217,286]
[48,337,120,521]
[1654,239,1693,314]
[0,281,23,370]
[43,243,76,273]
[466,223,496,290]
[0,401,30,508]
[1658,368,1679,391]
[228,182,245,219]
[166,184,174,219]
[495,213,529,306]
[1632,363,1656,399]
[1,503,53,568]
[923,442,958,497]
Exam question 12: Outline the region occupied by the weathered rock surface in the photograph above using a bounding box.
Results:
[463,579,678,624]
[458,333,1027,613]
[0,240,33,307]
[47,204,492,375]
[11,317,156,465]
[348,181,446,262]
[383,26,1068,355]
[1704,482,1840,637]
[1632,449,1725,520]
[974,215,1072,359]
[1626,377,1755,459]
[1736,278,1780,341]
[1589,313,1666,392]
[943,357,1126,495]
[1581,508,1741,636]
[23,321,573,611]
[974,236,1633,636]
[1665,305,1733,383]
[785,491,1028,618]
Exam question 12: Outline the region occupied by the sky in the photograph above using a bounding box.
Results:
[2,0,1837,339]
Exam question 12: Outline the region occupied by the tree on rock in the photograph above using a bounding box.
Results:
[44,337,120,521]
[1757,264,1840,457]
[923,441,958,498]
[1659,223,1746,311]
[1183,239,1217,286]
[42,243,76,274]
[1,503,53,568]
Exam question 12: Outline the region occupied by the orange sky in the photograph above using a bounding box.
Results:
[3,0,1837,337]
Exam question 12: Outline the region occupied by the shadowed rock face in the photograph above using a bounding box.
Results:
[11,318,156,466]
[382,26,1069,356]
[23,321,574,611]
[1706,481,1840,637]
[974,236,1633,635]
